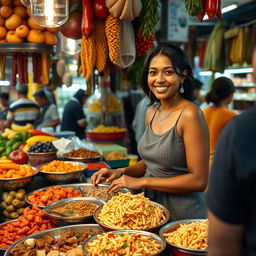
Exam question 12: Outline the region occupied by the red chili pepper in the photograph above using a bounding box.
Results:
[198,0,206,22]
[216,0,223,19]
[206,0,218,21]
[28,129,53,136]
[82,0,94,38]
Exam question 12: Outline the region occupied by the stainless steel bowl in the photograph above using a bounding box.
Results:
[38,161,87,184]
[82,230,166,256]
[63,154,102,163]
[43,197,105,226]
[0,167,38,191]
[0,220,17,254]
[94,201,170,232]
[4,224,105,256]
[159,219,208,256]
[26,183,130,208]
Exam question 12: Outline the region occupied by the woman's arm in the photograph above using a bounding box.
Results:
[108,105,210,193]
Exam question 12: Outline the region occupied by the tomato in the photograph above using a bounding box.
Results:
[93,0,109,20]
[18,143,26,150]
[8,149,28,164]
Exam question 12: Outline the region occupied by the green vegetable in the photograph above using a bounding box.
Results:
[185,0,201,16]
[5,146,13,156]
[11,141,23,151]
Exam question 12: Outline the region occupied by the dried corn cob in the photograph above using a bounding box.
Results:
[94,19,108,72]
[80,34,96,81]
[105,15,120,64]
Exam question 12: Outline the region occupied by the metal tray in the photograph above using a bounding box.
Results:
[4,224,105,256]
[82,230,166,256]
[25,183,130,208]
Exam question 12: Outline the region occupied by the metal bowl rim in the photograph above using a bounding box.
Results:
[159,218,208,253]
[4,223,104,256]
[27,151,57,155]
[94,200,170,231]
[44,197,105,220]
[63,155,102,161]
[38,161,88,174]
[82,229,166,256]
[25,183,131,208]
[0,167,39,181]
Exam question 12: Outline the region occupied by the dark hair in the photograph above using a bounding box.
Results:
[33,89,47,99]
[0,92,9,100]
[17,84,28,95]
[192,78,203,90]
[205,77,235,104]
[140,44,194,105]
[74,89,89,105]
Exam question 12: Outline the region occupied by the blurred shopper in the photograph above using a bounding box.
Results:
[44,79,58,105]
[92,44,209,221]
[5,84,39,127]
[203,77,236,167]
[0,93,9,120]
[61,89,88,139]
[207,47,256,256]
[33,90,60,130]
[192,78,203,106]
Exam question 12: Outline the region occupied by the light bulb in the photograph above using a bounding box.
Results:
[61,34,81,55]
[21,0,31,7]
[31,0,69,28]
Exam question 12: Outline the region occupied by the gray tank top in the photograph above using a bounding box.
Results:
[137,104,207,221]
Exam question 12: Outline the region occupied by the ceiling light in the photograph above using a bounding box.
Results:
[203,4,238,20]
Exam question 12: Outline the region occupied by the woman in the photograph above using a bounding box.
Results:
[203,77,236,168]
[92,44,209,220]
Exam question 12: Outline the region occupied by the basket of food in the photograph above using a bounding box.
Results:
[63,148,102,163]
[93,192,170,233]
[86,125,126,141]
[82,230,166,256]
[37,160,87,184]
[103,151,129,168]
[159,219,208,256]
[84,161,110,177]
[43,197,105,226]
[4,224,104,256]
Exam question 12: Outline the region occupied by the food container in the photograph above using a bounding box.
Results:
[38,161,87,184]
[84,161,110,177]
[27,151,57,167]
[94,201,170,233]
[0,220,17,254]
[25,183,130,208]
[43,197,105,226]
[4,224,105,256]
[104,158,130,168]
[63,154,102,163]
[82,230,166,256]
[0,167,39,191]
[86,130,126,141]
[159,219,208,256]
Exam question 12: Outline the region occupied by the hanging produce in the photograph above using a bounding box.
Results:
[63,72,73,87]
[197,0,206,22]
[0,53,5,79]
[82,0,94,38]
[93,0,109,20]
[138,0,159,39]
[56,58,66,77]
[135,27,155,56]
[216,0,222,19]
[31,53,42,83]
[185,0,200,17]
[11,52,28,86]
[205,0,218,21]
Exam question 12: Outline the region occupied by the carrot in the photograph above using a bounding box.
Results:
[17,226,30,235]
[26,225,39,235]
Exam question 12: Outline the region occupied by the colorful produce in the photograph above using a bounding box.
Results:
[86,162,109,170]
[82,0,94,38]
[8,149,28,164]
[1,188,26,220]
[26,135,58,146]
[11,123,32,133]
[185,0,201,16]
[90,124,125,133]
[198,0,206,22]
[27,141,57,153]
[93,0,109,20]
[206,0,218,21]
[27,186,82,207]
[41,52,51,84]
[0,160,35,178]
[38,160,84,173]
[28,129,53,137]
[0,205,55,249]
[65,148,100,159]
[135,29,155,56]
[105,15,120,64]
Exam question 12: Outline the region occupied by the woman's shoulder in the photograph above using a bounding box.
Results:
[145,104,159,124]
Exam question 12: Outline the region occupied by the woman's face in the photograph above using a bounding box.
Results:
[147,54,184,101]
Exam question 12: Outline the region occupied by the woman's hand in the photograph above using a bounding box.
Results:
[91,168,123,186]
[107,175,145,193]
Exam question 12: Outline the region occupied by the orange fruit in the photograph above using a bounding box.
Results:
[27,29,44,43]
[15,24,29,38]
[14,6,27,18]
[1,0,12,5]
[26,8,31,17]
[0,5,13,18]
[0,26,7,39]
[43,31,57,45]
[13,0,23,6]
[5,14,22,30]
[0,16,5,26]
[46,27,59,34]
[27,17,44,31]
[6,31,23,43]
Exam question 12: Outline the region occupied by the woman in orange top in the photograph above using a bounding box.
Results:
[203,77,236,168]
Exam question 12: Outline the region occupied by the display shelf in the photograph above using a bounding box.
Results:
[0,43,56,55]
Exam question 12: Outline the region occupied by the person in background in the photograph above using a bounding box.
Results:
[92,44,209,221]
[192,78,203,106]
[5,84,39,127]
[33,90,60,130]
[203,77,236,168]
[44,79,58,105]
[61,89,88,139]
[207,47,256,256]
[0,93,9,120]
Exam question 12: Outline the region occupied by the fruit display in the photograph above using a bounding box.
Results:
[90,124,125,133]
[1,188,26,221]
[27,141,57,153]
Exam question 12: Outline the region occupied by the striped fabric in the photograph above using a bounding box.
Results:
[7,98,40,126]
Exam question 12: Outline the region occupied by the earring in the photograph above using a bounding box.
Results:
[180,84,184,94]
